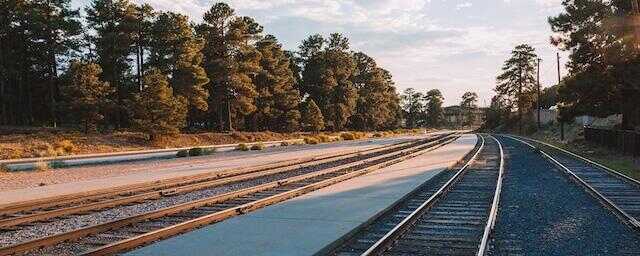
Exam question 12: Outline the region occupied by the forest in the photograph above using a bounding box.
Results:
[0,1,404,138]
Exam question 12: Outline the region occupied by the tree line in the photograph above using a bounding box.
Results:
[400,88,478,129]
[0,1,402,138]
[487,1,640,132]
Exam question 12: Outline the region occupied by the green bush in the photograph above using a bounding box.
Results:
[251,143,266,150]
[236,143,250,151]
[340,132,356,140]
[304,137,319,145]
[176,150,189,158]
[202,148,217,155]
[188,147,204,156]
[49,161,66,169]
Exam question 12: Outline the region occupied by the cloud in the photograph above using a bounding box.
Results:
[72,0,567,105]
[456,2,473,10]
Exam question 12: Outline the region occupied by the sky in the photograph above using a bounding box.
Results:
[72,0,569,106]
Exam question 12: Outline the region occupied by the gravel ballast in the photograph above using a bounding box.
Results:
[488,135,640,255]
[0,140,426,248]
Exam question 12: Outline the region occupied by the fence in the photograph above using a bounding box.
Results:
[584,127,640,156]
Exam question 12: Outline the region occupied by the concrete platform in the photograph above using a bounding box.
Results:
[0,134,434,206]
[126,134,478,256]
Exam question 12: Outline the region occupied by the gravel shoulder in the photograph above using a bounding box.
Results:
[488,135,640,255]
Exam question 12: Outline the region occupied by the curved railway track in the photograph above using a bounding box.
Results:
[505,135,640,231]
[328,134,505,256]
[0,135,452,232]
[0,134,460,256]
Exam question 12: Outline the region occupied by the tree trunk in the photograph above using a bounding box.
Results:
[0,43,6,125]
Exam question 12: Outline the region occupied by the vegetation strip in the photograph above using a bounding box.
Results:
[0,135,458,255]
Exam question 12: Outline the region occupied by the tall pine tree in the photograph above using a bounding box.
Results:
[197,3,262,131]
[132,69,187,139]
[60,61,113,132]
[249,35,301,132]
[148,11,209,126]
[300,33,357,131]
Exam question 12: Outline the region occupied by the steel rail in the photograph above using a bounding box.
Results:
[512,135,640,186]
[476,135,506,256]
[0,135,459,256]
[82,136,460,256]
[0,140,417,217]
[360,134,486,256]
[0,135,445,224]
[504,135,640,230]
[0,138,426,230]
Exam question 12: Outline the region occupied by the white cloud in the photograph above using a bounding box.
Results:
[456,2,472,10]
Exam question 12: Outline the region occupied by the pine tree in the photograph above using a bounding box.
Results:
[300,33,357,131]
[250,35,301,132]
[0,0,81,126]
[60,61,113,132]
[148,11,210,122]
[496,44,538,132]
[460,91,478,126]
[350,52,398,131]
[132,69,187,139]
[550,1,640,129]
[85,0,138,128]
[425,89,445,128]
[302,99,325,132]
[198,2,262,131]
[401,88,425,128]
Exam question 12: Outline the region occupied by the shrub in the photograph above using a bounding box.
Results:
[341,132,356,141]
[251,143,266,150]
[176,150,189,158]
[49,161,66,169]
[236,143,250,151]
[54,140,76,154]
[202,148,217,155]
[304,137,319,145]
[317,134,332,143]
[281,141,291,146]
[373,133,384,138]
[188,147,204,156]
[0,164,8,173]
[34,161,49,172]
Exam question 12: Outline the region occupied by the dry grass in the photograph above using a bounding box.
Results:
[0,128,423,160]
[34,161,49,172]
[250,143,266,150]
[236,143,250,151]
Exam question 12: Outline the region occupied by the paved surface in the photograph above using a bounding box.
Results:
[0,135,434,206]
[488,136,640,256]
[126,134,478,256]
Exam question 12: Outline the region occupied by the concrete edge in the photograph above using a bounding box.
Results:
[313,134,479,255]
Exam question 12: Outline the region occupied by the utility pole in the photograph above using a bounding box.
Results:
[537,58,542,130]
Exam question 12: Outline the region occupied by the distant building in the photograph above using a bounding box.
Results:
[443,106,486,128]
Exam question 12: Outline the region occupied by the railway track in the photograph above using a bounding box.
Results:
[506,135,640,231]
[329,134,504,256]
[0,134,450,232]
[0,134,460,256]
